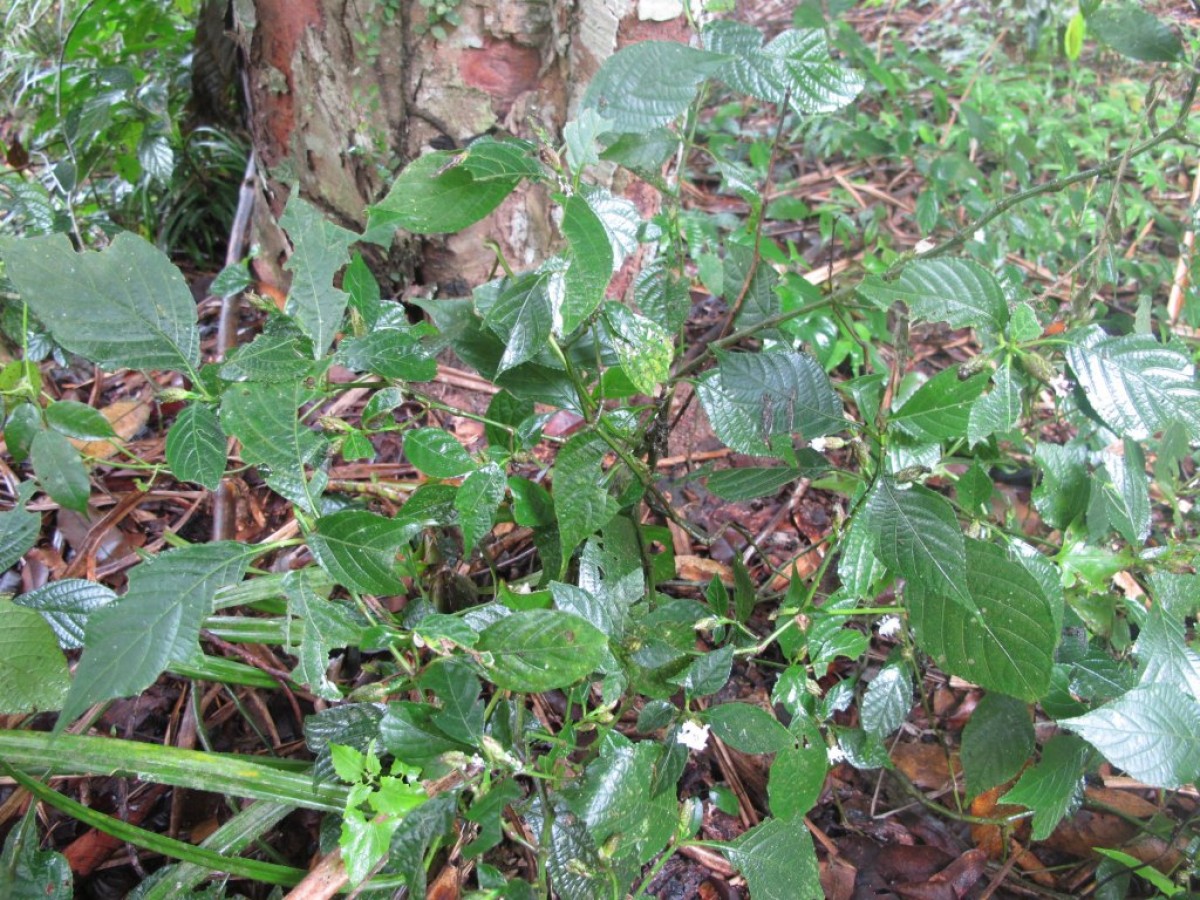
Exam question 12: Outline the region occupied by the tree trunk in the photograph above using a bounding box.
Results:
[235,0,689,293]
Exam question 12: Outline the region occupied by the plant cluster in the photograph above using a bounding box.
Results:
[0,3,1198,898]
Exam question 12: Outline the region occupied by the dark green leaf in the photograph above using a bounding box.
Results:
[1087,3,1181,61]
[866,479,970,611]
[165,404,226,491]
[705,702,794,754]
[961,693,1034,800]
[580,42,728,134]
[308,511,409,595]
[483,271,555,375]
[768,717,827,819]
[455,463,506,552]
[837,512,885,600]
[967,364,1022,446]
[1066,326,1200,440]
[957,461,993,516]
[1096,441,1150,546]
[677,644,734,697]
[338,327,438,382]
[485,391,535,453]
[5,403,42,464]
[635,257,691,334]
[561,195,613,335]
[285,570,368,700]
[860,663,913,739]
[45,400,115,440]
[421,658,485,746]
[380,701,469,762]
[1033,442,1089,531]
[31,429,90,513]
[554,433,619,564]
[0,488,40,573]
[1000,734,1089,840]
[404,427,476,479]
[57,543,251,728]
[219,329,314,383]
[279,196,356,355]
[460,137,542,181]
[892,368,989,443]
[0,232,200,372]
[724,816,822,900]
[1060,685,1200,789]
[0,599,69,713]
[476,609,606,692]
[367,150,521,237]
[908,540,1056,702]
[859,258,1008,330]
[706,462,824,501]
[14,579,116,650]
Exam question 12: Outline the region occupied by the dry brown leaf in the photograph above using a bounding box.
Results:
[891,742,960,791]
[71,397,151,460]
[675,554,733,584]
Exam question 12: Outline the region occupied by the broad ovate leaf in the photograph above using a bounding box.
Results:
[1066,326,1200,440]
[476,610,606,692]
[724,816,822,900]
[308,510,410,595]
[0,598,69,713]
[0,232,200,372]
[859,258,1008,331]
[560,194,613,335]
[482,270,555,375]
[165,403,227,491]
[1087,3,1182,62]
[604,303,672,395]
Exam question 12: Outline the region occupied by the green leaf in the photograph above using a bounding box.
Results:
[279,196,356,355]
[866,479,970,611]
[1087,3,1181,61]
[0,487,40,573]
[308,511,409,595]
[367,150,521,237]
[1033,442,1089,530]
[220,378,329,514]
[165,404,226,491]
[676,644,734,697]
[967,364,1022,446]
[1000,734,1089,840]
[421,658,485,746]
[961,693,1034,800]
[57,543,251,729]
[338,326,438,382]
[697,349,843,455]
[704,702,794,754]
[907,540,1057,702]
[860,662,913,739]
[724,243,779,332]
[957,461,993,516]
[459,137,542,182]
[706,462,825,501]
[706,22,863,116]
[14,579,117,650]
[582,186,642,269]
[2,811,72,899]
[31,429,90,513]
[554,432,619,564]
[768,725,828,819]
[0,232,200,372]
[476,609,607,692]
[455,463,506,552]
[219,328,314,383]
[891,368,989,443]
[561,194,614,335]
[635,257,691,334]
[1066,326,1200,440]
[564,107,612,172]
[483,270,555,375]
[0,598,69,713]
[45,400,115,440]
[1136,601,1200,701]
[404,427,476,479]
[580,42,728,134]
[285,571,367,700]
[5,402,42,464]
[724,816,822,900]
[340,808,400,887]
[604,303,672,394]
[1063,12,1086,60]
[1096,441,1150,546]
[1059,685,1200,789]
[859,259,1008,330]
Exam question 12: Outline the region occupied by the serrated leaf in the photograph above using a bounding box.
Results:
[561,195,613,335]
[968,364,1022,446]
[1066,326,1200,440]
[554,432,618,564]
[455,463,506,552]
[583,186,642,269]
[1087,3,1181,61]
[1060,685,1200,788]
[837,511,885,599]
[31,429,90,513]
[635,257,690,334]
[57,543,251,728]
[366,150,522,238]
[404,427,476,479]
[724,816,822,900]
[308,511,410,595]
[137,132,173,182]
[724,243,779,331]
[957,461,993,515]
[1136,601,1200,701]
[861,663,913,739]
[698,349,843,455]
[706,462,823,501]
[1097,441,1150,546]
[476,609,606,692]
[482,270,554,375]
[1033,442,1089,530]
[279,196,356,355]
[0,232,200,372]
[0,598,69,713]
[14,579,117,650]
[705,702,794,754]
[459,137,542,181]
[908,540,1056,702]
[285,570,369,700]
[165,404,226,490]
[866,479,970,610]
[338,326,438,382]
[768,725,828,819]
[421,658,485,746]
[564,107,612,172]
[220,378,328,513]
[859,259,1008,330]
[961,693,1034,800]
[580,42,728,134]
[892,368,989,443]
[0,490,40,573]
[219,328,314,383]
[45,400,115,440]
[1000,734,1089,840]
[604,303,672,394]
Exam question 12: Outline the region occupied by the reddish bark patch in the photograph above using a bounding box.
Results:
[249,0,323,158]
[617,14,691,47]
[459,38,541,116]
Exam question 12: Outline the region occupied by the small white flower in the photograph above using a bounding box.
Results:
[1049,373,1074,399]
[676,721,711,752]
[915,239,936,254]
[876,615,903,639]
[827,743,847,764]
[810,437,828,453]
[973,229,985,243]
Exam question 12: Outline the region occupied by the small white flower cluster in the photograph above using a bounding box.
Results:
[876,615,903,639]
[676,720,711,752]
[1049,373,1074,399]
[826,743,847,764]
